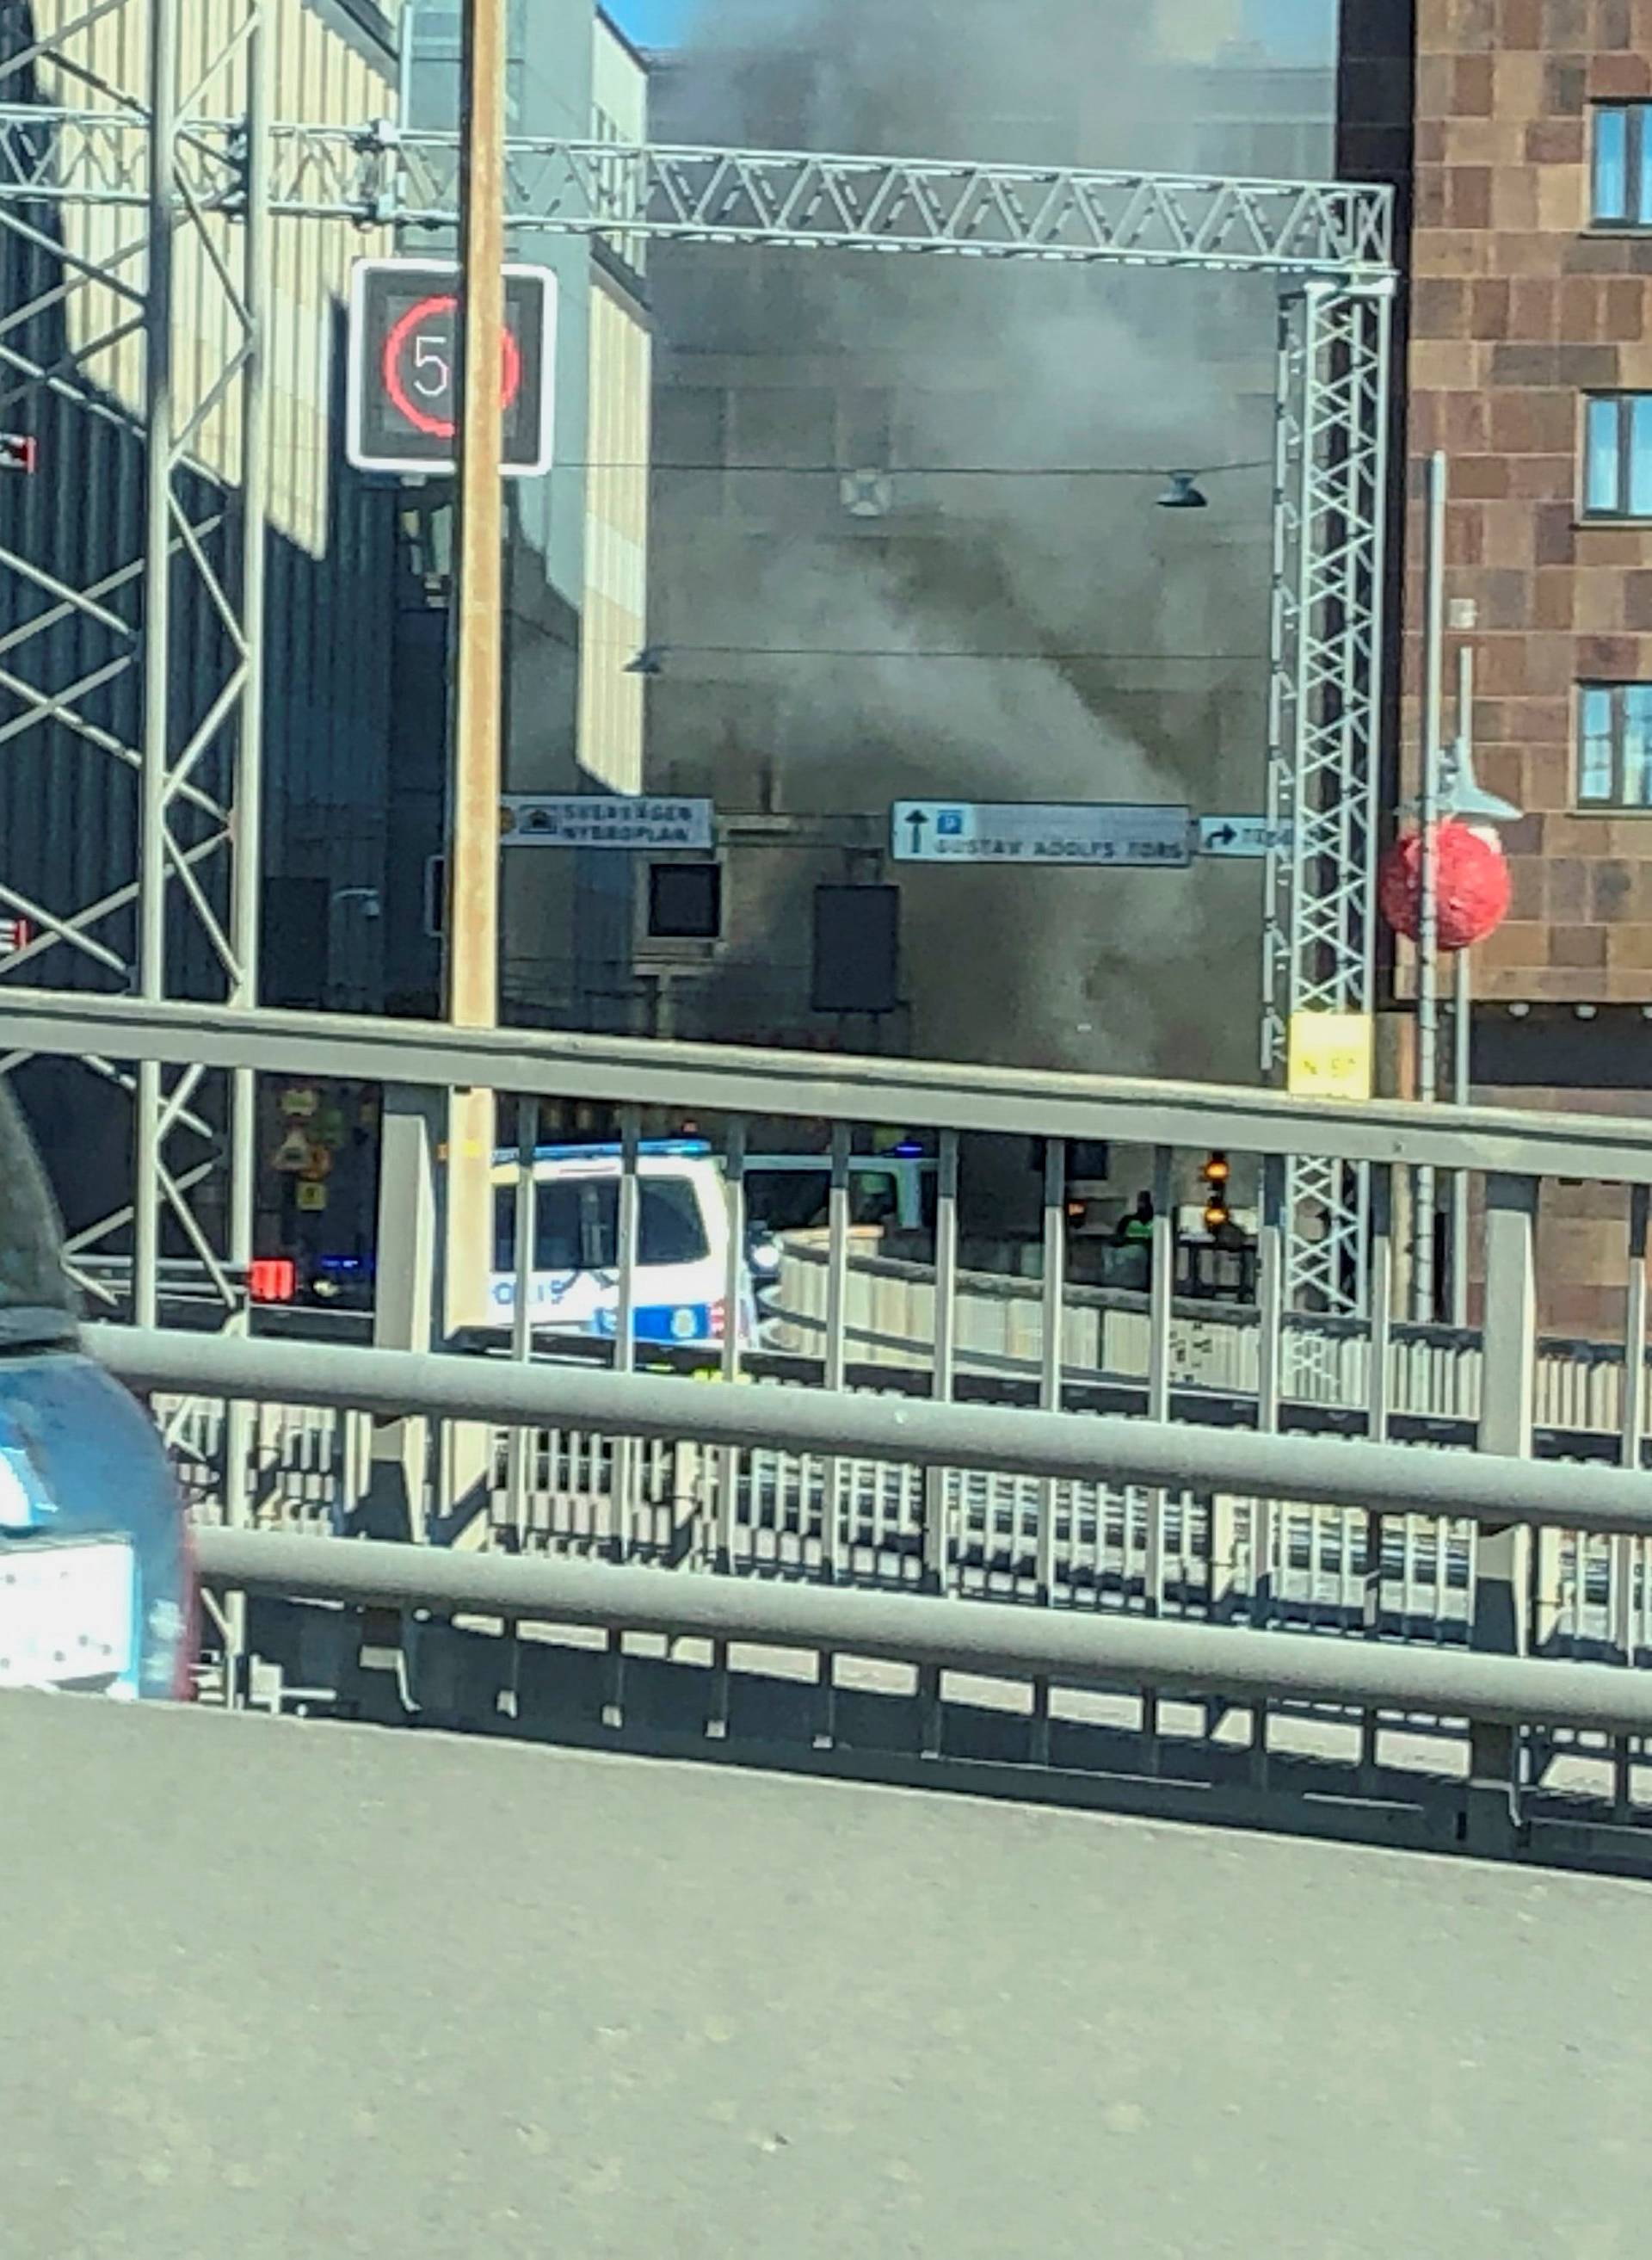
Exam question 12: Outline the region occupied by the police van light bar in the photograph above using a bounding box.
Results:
[490,1137,713,1165]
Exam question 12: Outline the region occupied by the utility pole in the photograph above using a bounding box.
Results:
[1449,642,1475,1331]
[445,0,507,1337]
[1411,449,1447,1324]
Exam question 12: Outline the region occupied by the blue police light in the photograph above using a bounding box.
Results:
[489,1138,713,1164]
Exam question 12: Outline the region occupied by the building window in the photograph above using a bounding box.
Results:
[1593,103,1652,227]
[1578,683,1652,808]
[1583,394,1652,517]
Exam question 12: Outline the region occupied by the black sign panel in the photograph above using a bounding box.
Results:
[346,260,557,476]
[812,886,901,1016]
[649,862,723,942]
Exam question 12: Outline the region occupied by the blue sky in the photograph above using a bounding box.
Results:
[607,0,694,47]
[606,1,1335,60]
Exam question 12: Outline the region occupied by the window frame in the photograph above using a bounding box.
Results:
[1576,681,1652,812]
[1581,392,1652,520]
[1591,101,1652,230]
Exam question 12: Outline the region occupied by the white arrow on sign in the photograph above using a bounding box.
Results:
[1198,815,1292,860]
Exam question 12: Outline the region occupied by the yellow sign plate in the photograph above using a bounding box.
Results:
[1286,1012,1373,1104]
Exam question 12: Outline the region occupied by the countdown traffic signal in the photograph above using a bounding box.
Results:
[1201,1152,1232,1235]
[345,258,558,476]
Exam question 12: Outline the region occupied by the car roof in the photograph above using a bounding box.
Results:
[490,1144,722,1187]
[492,1138,712,1165]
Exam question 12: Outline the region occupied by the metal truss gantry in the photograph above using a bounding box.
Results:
[0,19,1393,1322]
[0,0,269,1331]
[1266,281,1394,1322]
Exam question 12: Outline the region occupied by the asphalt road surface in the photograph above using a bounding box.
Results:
[5,1689,1651,2258]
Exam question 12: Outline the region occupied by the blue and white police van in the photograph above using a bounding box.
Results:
[489,1139,754,1349]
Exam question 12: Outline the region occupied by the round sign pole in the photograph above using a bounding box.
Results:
[1451,645,1476,1331]
[1414,449,1448,1325]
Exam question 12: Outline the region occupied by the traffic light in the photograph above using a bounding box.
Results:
[1201,1152,1232,1236]
[345,258,558,477]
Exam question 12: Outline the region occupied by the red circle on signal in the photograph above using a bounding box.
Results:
[380,293,524,440]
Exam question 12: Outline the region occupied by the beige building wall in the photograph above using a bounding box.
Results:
[578,11,651,798]
[580,272,650,794]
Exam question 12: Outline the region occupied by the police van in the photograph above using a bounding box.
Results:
[489,1139,753,1349]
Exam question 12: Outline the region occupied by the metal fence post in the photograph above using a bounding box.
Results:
[922,1132,960,1596]
[920,1132,960,1757]
[1468,1170,1536,1848]
[360,1084,440,1541]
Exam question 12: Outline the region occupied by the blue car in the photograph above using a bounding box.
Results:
[0,1089,194,1701]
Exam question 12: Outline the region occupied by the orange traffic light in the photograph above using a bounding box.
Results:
[1201,1152,1232,1235]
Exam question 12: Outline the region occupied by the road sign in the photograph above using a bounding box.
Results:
[891,801,1192,868]
[500,795,714,850]
[1199,815,1290,859]
[1287,1011,1373,1104]
[345,259,558,477]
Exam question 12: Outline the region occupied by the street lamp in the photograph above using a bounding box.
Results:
[1157,470,1209,510]
[1397,566,1526,1328]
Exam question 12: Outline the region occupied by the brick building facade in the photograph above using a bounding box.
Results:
[1342,0,1652,1334]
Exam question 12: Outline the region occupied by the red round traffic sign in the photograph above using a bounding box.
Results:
[380,293,524,440]
[1378,819,1512,953]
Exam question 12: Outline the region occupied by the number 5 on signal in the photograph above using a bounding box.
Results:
[344,256,558,478]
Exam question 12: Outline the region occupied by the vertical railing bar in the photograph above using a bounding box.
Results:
[603,1104,641,1727]
[822,1121,850,1579]
[1358,1164,1394,1777]
[1036,1138,1065,1603]
[1615,1184,1648,1650]
[1248,1152,1285,1781]
[1614,1184,1648,1815]
[1468,1170,1538,1852]
[814,1122,852,1747]
[1140,1143,1174,1769]
[925,1131,960,1593]
[504,1095,538,1550]
[610,1104,640,1561]
[920,1128,959,1757]
[1253,1154,1284,1627]
[1029,1139,1066,1766]
[716,1117,748,1572]
[1144,1143,1174,1609]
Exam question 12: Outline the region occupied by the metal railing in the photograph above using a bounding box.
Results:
[103,1328,1652,1861]
[9,990,1652,1843]
[771,1240,1645,1436]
